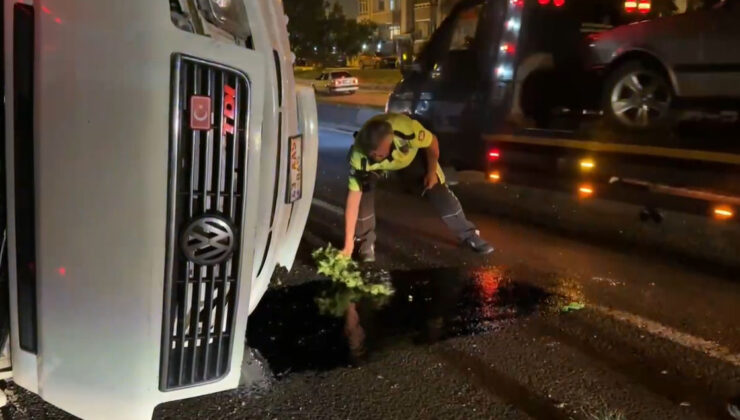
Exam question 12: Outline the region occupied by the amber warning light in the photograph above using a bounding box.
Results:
[580,159,595,171]
[578,184,594,198]
[713,206,734,220]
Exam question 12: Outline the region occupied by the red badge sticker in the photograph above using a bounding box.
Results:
[190,96,211,131]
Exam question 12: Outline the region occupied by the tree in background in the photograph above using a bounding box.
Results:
[283,0,326,61]
[328,3,377,58]
[284,0,376,66]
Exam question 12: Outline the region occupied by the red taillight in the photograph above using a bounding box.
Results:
[511,0,525,7]
[500,43,516,54]
[553,0,565,6]
[488,149,501,161]
[538,0,550,4]
[638,0,651,13]
[624,0,638,12]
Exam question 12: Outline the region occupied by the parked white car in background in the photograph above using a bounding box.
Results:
[312,71,359,95]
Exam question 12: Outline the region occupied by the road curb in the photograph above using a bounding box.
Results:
[295,78,396,92]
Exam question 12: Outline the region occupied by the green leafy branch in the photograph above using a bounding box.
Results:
[312,244,394,297]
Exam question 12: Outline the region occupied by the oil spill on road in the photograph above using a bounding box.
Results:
[247,266,549,376]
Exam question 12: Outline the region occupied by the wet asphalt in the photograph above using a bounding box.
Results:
[4,117,740,420]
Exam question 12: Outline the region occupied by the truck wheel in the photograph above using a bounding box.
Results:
[521,70,556,128]
[603,62,673,131]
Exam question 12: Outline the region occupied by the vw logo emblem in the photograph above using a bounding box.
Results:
[181,215,236,266]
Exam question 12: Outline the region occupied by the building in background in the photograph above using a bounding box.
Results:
[331,0,359,18]
[357,0,401,45]
[358,0,462,56]
[357,0,687,58]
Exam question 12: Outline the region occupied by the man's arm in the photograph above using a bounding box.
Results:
[407,116,439,191]
[342,189,363,257]
[423,135,441,191]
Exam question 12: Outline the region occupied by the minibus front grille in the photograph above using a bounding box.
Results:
[161,55,250,391]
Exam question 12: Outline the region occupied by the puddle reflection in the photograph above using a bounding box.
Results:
[247,267,549,376]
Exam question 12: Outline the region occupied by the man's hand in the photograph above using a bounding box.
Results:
[423,171,439,192]
[341,243,354,258]
[423,135,441,194]
[343,189,362,259]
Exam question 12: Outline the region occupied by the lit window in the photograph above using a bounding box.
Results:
[359,0,369,14]
[415,20,432,39]
[449,5,483,51]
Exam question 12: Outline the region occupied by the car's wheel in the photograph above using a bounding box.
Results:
[603,62,673,131]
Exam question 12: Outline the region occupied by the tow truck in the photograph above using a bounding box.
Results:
[1,1,318,418]
[387,0,740,227]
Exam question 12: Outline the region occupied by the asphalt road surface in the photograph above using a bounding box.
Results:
[297,79,388,109]
[4,119,739,420]
[314,90,388,109]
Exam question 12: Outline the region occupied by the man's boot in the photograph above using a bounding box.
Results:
[426,185,494,255]
[461,231,494,255]
[357,243,375,263]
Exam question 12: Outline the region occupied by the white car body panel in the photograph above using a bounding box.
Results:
[247,0,314,314]
[3,0,317,418]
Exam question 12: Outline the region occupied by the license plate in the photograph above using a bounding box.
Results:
[286,134,303,203]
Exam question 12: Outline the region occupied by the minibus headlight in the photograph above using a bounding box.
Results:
[197,0,250,39]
